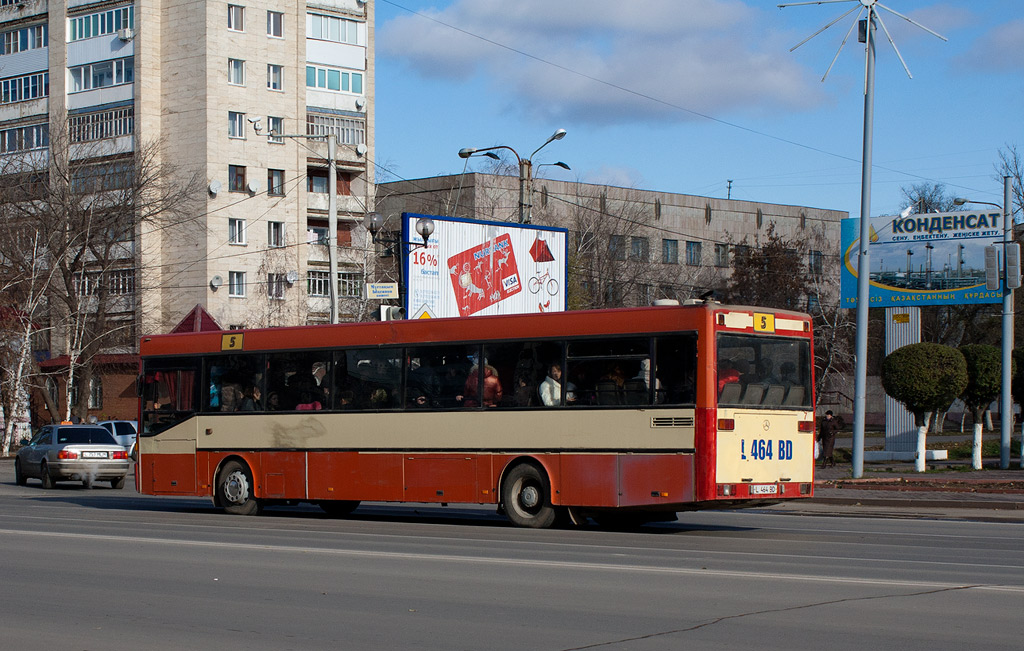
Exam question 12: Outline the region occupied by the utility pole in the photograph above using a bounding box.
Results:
[727,179,733,200]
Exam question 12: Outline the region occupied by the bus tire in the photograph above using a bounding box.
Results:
[501,463,557,529]
[218,460,261,515]
[318,500,360,517]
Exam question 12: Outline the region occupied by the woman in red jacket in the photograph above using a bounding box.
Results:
[464,364,503,407]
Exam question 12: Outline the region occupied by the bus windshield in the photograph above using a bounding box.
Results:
[716,334,812,409]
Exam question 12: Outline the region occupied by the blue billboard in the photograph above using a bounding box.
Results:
[840,211,1004,308]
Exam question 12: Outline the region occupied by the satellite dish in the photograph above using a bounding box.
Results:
[247,180,260,194]
[210,275,223,290]
[355,98,365,110]
[208,180,222,196]
[285,270,298,284]
[355,143,367,156]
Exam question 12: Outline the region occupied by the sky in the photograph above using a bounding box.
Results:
[372,0,1023,220]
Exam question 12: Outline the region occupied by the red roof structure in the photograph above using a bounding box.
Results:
[170,304,222,334]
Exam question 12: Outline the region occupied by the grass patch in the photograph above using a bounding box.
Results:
[931,438,1001,460]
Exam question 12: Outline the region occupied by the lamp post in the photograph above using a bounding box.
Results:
[458,128,567,224]
[452,150,499,220]
[363,213,435,318]
[954,175,1015,468]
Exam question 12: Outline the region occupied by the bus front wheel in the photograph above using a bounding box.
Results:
[502,463,557,529]
[218,460,261,515]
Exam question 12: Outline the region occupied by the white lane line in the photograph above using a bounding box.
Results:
[2,527,1022,593]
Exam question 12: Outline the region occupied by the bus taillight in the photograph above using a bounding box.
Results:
[717,418,735,431]
[798,421,814,432]
[717,484,736,496]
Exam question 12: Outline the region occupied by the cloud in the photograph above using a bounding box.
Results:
[378,0,826,126]
[956,18,1024,72]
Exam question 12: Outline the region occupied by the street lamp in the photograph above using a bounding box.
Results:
[954,176,1015,468]
[452,150,499,220]
[458,128,567,224]
[363,213,435,319]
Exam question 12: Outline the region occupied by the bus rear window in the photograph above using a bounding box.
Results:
[717,334,811,409]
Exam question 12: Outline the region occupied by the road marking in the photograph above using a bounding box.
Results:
[2,527,1022,593]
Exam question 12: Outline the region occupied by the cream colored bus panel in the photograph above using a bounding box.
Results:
[715,409,814,484]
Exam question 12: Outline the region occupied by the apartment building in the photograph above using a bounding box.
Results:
[0,0,375,340]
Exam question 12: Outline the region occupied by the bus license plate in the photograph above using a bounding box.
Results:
[749,484,777,495]
[82,451,108,459]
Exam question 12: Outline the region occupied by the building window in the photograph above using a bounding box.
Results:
[109,269,135,295]
[71,161,131,193]
[228,4,244,31]
[808,292,820,313]
[308,13,362,45]
[0,123,48,154]
[307,171,328,194]
[268,169,285,196]
[630,237,649,262]
[68,58,133,93]
[305,65,363,94]
[268,273,286,300]
[69,106,133,143]
[809,250,824,275]
[89,377,103,410]
[686,241,702,266]
[268,221,285,248]
[228,218,247,245]
[228,165,246,192]
[228,271,246,297]
[339,272,363,298]
[69,6,133,42]
[307,226,328,245]
[228,111,245,138]
[662,239,678,264]
[267,11,283,37]
[307,270,329,296]
[2,24,48,55]
[228,59,245,85]
[267,64,283,91]
[267,116,284,143]
[0,71,48,105]
[608,235,626,261]
[306,113,365,145]
[714,243,729,267]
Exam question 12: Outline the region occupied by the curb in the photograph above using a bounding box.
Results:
[809,496,1024,511]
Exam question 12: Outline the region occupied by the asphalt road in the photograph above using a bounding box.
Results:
[1,461,1022,650]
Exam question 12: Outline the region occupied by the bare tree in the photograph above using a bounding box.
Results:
[900,182,959,213]
[996,144,1023,221]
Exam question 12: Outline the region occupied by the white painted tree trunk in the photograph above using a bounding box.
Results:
[915,412,931,473]
[972,421,984,470]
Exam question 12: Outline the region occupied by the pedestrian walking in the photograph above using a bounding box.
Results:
[818,410,839,469]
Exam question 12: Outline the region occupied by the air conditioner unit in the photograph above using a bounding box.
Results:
[117,28,134,41]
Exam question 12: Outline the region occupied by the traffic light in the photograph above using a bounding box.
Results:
[1007,243,1021,290]
[380,305,406,321]
[984,245,1000,291]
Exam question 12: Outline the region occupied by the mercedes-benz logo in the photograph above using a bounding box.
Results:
[762,420,771,431]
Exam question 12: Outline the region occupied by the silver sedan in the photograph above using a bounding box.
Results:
[15,424,130,489]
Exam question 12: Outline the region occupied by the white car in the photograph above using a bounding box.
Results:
[98,420,138,458]
[16,424,130,489]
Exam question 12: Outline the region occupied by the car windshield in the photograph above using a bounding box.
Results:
[56,427,117,445]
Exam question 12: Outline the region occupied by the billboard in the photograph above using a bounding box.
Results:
[402,213,568,319]
[840,211,1004,308]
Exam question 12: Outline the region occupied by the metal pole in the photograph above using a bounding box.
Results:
[518,158,531,224]
[1001,175,1013,468]
[327,134,339,324]
[852,14,876,479]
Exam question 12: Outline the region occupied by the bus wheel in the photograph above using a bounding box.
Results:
[218,461,261,515]
[318,500,360,517]
[502,463,557,529]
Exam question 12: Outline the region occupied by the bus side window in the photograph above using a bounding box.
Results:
[655,334,697,405]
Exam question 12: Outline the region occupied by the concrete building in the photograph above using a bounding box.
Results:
[1,0,375,424]
[378,173,847,309]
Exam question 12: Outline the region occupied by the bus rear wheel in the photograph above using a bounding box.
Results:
[218,460,261,515]
[318,500,360,517]
[501,463,557,529]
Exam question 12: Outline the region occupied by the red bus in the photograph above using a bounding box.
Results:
[137,303,815,527]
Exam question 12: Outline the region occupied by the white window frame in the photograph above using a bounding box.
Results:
[68,58,133,93]
[268,273,286,300]
[228,111,245,138]
[268,221,285,248]
[228,4,245,32]
[267,116,284,143]
[228,271,246,297]
[307,270,329,297]
[267,11,283,38]
[305,65,363,95]
[228,59,245,86]
[338,272,363,298]
[228,218,247,245]
[267,64,283,91]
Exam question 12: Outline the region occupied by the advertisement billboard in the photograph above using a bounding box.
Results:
[402,213,568,319]
[840,211,1004,308]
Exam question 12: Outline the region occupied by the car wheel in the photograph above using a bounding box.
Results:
[501,463,558,529]
[40,461,54,489]
[111,476,126,490]
[217,460,261,515]
[14,459,26,486]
